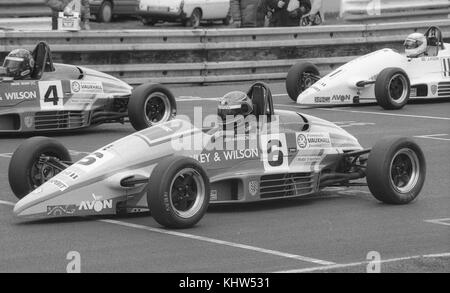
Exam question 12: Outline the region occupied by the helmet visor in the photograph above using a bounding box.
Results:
[3,57,24,75]
[404,39,422,50]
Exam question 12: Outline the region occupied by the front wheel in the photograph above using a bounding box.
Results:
[8,137,71,199]
[128,83,177,131]
[366,137,426,204]
[375,68,411,110]
[147,156,210,229]
[286,62,320,102]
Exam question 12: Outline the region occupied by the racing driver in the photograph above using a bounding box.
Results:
[404,33,428,58]
[2,49,35,80]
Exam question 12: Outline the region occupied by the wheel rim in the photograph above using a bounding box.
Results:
[193,10,201,27]
[143,93,172,125]
[389,148,420,193]
[102,4,112,22]
[388,74,408,103]
[299,72,315,93]
[169,168,205,219]
[30,155,60,189]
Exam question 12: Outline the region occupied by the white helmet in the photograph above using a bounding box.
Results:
[404,33,427,58]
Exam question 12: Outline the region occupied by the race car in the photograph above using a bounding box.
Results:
[286,26,450,109]
[0,42,176,133]
[10,83,426,229]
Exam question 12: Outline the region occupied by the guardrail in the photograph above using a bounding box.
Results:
[0,0,51,18]
[341,0,450,23]
[1,19,450,85]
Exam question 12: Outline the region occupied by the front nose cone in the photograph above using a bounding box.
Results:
[13,182,61,218]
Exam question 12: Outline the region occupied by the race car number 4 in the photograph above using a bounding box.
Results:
[38,81,64,110]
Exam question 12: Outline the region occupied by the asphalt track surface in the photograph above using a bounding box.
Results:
[0,81,449,273]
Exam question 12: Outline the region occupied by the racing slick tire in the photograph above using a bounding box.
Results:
[128,83,177,131]
[186,8,202,28]
[286,62,320,102]
[375,68,411,110]
[147,156,210,229]
[366,137,426,205]
[8,137,71,199]
[97,1,113,23]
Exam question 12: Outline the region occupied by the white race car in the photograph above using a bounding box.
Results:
[286,26,450,110]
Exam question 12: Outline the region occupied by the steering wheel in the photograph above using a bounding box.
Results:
[424,26,444,49]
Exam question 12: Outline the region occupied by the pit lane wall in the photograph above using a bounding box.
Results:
[1,19,450,85]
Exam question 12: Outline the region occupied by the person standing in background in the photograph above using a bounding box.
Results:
[267,0,289,27]
[45,0,90,30]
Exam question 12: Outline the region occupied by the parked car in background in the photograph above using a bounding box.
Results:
[89,0,139,22]
[138,0,231,27]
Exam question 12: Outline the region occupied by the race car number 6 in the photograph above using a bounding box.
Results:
[260,134,289,171]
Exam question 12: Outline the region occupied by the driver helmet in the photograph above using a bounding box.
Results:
[2,49,34,79]
[404,33,427,58]
[217,91,253,126]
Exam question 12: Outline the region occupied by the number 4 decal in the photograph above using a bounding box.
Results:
[38,81,64,110]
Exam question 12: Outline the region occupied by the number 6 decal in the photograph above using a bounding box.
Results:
[38,81,64,110]
[260,134,289,171]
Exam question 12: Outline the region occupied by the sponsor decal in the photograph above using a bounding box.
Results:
[296,133,332,149]
[297,134,308,149]
[210,190,218,201]
[332,94,351,102]
[311,86,321,92]
[191,149,259,164]
[431,84,438,96]
[63,170,79,180]
[0,91,37,101]
[69,98,94,105]
[71,80,103,94]
[248,180,258,196]
[314,96,330,103]
[47,205,77,216]
[296,156,323,163]
[79,194,113,213]
[50,179,69,192]
[24,116,34,128]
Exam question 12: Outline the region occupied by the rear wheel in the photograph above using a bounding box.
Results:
[223,12,232,25]
[97,1,113,23]
[8,137,70,199]
[286,62,320,102]
[367,137,426,204]
[375,68,410,110]
[186,8,202,28]
[147,156,210,229]
[141,17,157,26]
[128,83,177,131]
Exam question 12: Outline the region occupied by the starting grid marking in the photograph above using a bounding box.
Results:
[274,252,450,273]
[0,200,448,272]
[414,134,450,142]
[333,121,376,128]
[424,218,450,227]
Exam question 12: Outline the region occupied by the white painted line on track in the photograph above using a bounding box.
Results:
[275,104,450,120]
[0,153,12,158]
[274,252,450,273]
[0,200,15,207]
[424,218,450,227]
[415,134,450,142]
[0,200,334,265]
[99,219,335,266]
